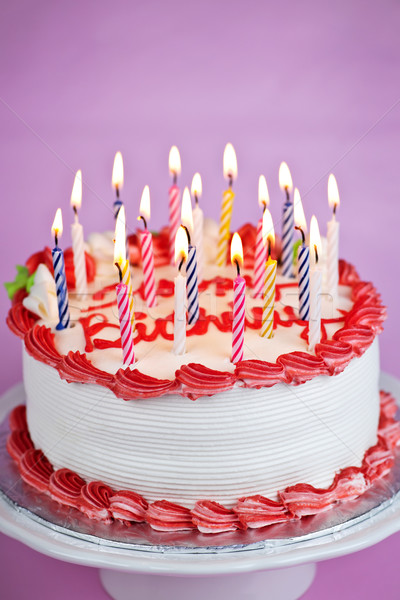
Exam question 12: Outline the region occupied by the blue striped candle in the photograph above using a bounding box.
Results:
[186,245,200,325]
[298,244,310,320]
[282,200,294,278]
[52,247,70,330]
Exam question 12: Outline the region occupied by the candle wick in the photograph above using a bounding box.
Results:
[178,257,184,272]
[314,244,319,264]
[137,215,147,230]
[73,205,79,223]
[333,204,337,216]
[173,173,177,186]
[262,202,267,214]
[182,225,191,246]
[54,233,58,247]
[116,185,120,199]
[268,239,272,259]
[285,187,290,202]
[294,225,305,245]
[195,194,199,206]
[235,259,241,277]
[115,262,123,282]
[228,175,233,189]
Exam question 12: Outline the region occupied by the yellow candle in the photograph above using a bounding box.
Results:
[260,210,276,338]
[216,143,237,266]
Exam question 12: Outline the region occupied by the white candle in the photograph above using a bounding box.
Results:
[173,226,188,355]
[191,173,204,282]
[70,170,87,297]
[327,174,340,302]
[308,215,322,351]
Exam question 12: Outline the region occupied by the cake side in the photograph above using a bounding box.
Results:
[24,340,380,508]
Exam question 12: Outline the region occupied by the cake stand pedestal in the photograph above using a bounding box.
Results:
[1,373,400,600]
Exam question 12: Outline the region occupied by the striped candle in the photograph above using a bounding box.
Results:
[116,281,135,365]
[51,209,70,331]
[327,217,339,300]
[217,144,238,267]
[52,247,70,331]
[186,245,200,325]
[260,257,277,338]
[252,218,267,298]
[140,230,157,308]
[281,200,294,278]
[297,245,310,320]
[327,174,340,301]
[169,184,181,265]
[279,162,294,278]
[232,275,246,363]
[216,187,235,267]
[119,259,135,331]
[70,170,87,297]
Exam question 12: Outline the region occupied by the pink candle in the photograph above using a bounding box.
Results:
[253,176,269,298]
[231,233,246,364]
[168,146,181,265]
[116,280,135,365]
[138,186,157,308]
[140,230,156,307]
[253,218,266,298]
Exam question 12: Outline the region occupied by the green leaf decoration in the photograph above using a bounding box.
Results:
[26,271,36,293]
[4,265,30,300]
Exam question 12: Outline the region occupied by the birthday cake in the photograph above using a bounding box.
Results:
[4,156,400,534]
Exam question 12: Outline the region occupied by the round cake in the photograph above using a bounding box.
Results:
[5,221,399,533]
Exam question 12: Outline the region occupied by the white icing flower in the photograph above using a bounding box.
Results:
[23,264,58,321]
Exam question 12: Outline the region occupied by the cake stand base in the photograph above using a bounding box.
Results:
[99,563,316,600]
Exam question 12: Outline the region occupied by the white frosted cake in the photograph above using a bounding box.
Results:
[6,221,399,533]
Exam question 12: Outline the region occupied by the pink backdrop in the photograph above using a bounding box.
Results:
[1,0,400,597]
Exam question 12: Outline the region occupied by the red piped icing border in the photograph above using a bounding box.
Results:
[7,391,400,534]
[6,259,387,401]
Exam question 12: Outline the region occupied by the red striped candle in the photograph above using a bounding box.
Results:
[252,218,266,298]
[140,230,157,308]
[168,146,181,265]
[116,281,135,365]
[231,232,246,364]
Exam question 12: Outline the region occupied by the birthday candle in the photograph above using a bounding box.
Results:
[181,187,199,325]
[138,186,157,308]
[217,143,237,267]
[231,232,246,363]
[115,207,135,331]
[279,162,294,278]
[116,279,135,365]
[173,226,188,355]
[70,170,87,297]
[112,151,124,219]
[168,146,181,266]
[191,173,204,282]
[294,188,310,321]
[327,174,340,302]
[309,216,323,351]
[260,210,277,338]
[253,175,269,298]
[51,209,70,331]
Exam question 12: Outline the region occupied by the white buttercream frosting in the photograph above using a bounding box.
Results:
[24,340,380,508]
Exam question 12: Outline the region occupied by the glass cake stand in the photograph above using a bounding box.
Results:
[1,374,400,600]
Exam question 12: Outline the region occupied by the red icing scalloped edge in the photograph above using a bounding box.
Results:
[7,391,400,534]
[6,259,387,401]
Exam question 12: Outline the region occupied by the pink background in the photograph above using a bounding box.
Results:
[1,0,400,597]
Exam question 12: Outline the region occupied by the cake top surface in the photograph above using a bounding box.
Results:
[7,220,386,400]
